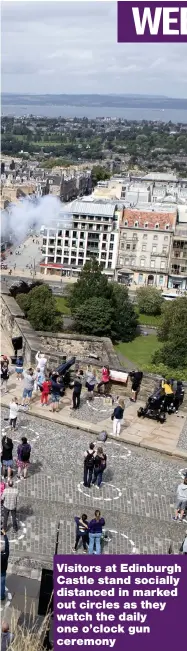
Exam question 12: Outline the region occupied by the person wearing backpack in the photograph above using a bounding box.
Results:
[92,447,107,488]
[83,443,95,488]
[16,437,31,480]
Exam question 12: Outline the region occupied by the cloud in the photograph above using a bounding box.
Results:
[1,1,187,97]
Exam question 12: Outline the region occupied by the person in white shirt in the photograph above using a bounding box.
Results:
[35,351,47,373]
[9,398,19,430]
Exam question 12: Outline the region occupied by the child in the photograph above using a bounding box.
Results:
[9,397,19,430]
[40,378,52,406]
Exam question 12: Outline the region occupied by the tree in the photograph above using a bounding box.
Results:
[152,297,187,368]
[91,165,110,187]
[136,287,163,316]
[111,284,138,342]
[68,259,112,313]
[74,297,114,336]
[16,284,63,332]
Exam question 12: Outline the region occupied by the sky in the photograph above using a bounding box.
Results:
[1,0,187,97]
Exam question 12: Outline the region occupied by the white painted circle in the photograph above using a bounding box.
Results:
[103,528,137,553]
[77,481,122,502]
[86,397,109,413]
[107,441,131,460]
[2,424,39,444]
[0,586,12,612]
[8,520,27,543]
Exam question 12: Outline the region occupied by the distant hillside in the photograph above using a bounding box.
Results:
[2,93,187,110]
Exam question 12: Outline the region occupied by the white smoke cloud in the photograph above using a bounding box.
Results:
[1,195,72,244]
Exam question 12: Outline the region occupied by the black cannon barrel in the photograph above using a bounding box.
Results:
[56,356,76,376]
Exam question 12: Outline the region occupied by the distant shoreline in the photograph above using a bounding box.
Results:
[2,93,187,111]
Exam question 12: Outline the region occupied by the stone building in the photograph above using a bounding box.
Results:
[117,206,177,288]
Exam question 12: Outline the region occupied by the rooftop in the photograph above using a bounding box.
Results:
[66,199,116,217]
[122,208,176,230]
[142,173,178,182]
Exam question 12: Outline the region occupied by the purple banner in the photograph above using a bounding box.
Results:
[54,555,187,650]
[118,2,187,43]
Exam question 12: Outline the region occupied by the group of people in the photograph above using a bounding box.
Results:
[73,510,105,555]
[84,443,107,488]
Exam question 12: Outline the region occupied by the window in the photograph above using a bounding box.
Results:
[102,244,106,250]
[109,253,113,260]
[155,223,159,229]
[120,258,123,266]
[124,220,128,226]
[153,235,158,240]
[159,275,164,285]
[78,259,83,266]
[104,226,108,231]
[143,234,147,239]
[103,234,107,241]
[134,222,138,228]
[126,243,130,250]
[108,262,112,268]
[132,244,136,251]
[162,246,167,254]
[57,239,62,246]
[125,259,129,265]
[80,232,84,239]
[96,225,101,231]
[63,257,69,264]
[152,245,157,253]
[43,239,47,245]
[73,231,77,238]
[56,256,61,263]
[132,233,137,240]
[109,243,114,250]
[144,223,148,228]
[131,258,135,265]
[73,223,78,229]
[164,235,168,241]
[71,258,76,264]
[165,224,169,230]
[78,251,84,258]
[142,245,146,252]
[65,240,69,247]
[72,240,77,247]
[140,258,145,267]
[57,249,62,255]
[138,273,143,283]
[58,230,62,237]
[65,230,69,237]
[121,243,125,250]
[123,233,127,239]
[161,261,166,269]
[110,234,115,241]
[150,259,155,268]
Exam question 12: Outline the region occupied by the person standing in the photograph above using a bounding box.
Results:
[40,378,51,406]
[1,436,13,480]
[16,437,31,480]
[9,397,19,431]
[15,356,23,380]
[1,622,14,650]
[111,399,124,436]
[72,514,89,553]
[97,366,110,395]
[173,478,187,521]
[1,363,9,393]
[21,368,36,408]
[130,370,143,402]
[88,510,105,555]
[35,351,47,374]
[50,376,64,412]
[92,447,107,488]
[85,366,97,399]
[83,443,95,487]
[1,533,9,602]
[3,480,18,533]
[72,370,83,410]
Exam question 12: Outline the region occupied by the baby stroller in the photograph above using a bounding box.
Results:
[137,388,166,423]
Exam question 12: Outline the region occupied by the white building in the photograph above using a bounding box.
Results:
[40,200,122,278]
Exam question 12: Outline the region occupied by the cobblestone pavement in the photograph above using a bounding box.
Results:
[70,394,131,424]
[177,415,187,451]
[1,407,186,572]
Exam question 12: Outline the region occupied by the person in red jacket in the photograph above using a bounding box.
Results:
[97,366,110,395]
[40,378,51,406]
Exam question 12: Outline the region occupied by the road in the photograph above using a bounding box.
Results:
[4,235,43,271]
[1,406,186,572]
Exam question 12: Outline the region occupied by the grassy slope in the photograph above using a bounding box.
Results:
[115,335,161,368]
[55,296,71,315]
